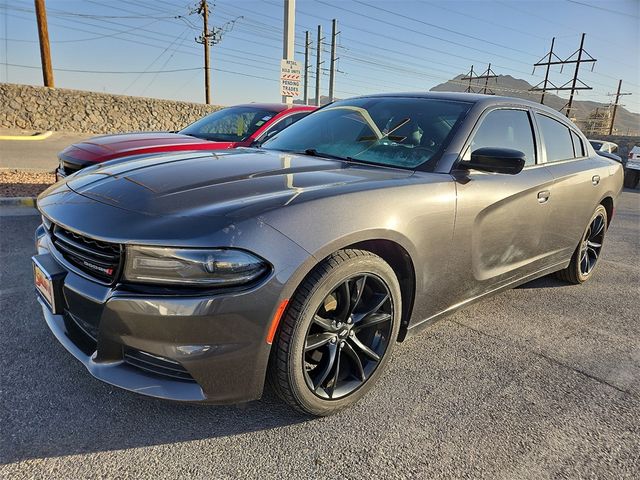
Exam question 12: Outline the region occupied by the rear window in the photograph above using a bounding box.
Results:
[571,131,585,157]
[536,114,574,162]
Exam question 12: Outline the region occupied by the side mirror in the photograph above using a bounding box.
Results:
[465,147,526,175]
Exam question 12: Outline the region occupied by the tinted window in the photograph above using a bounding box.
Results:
[571,131,584,157]
[263,97,472,170]
[464,109,536,166]
[536,114,574,162]
[589,141,603,150]
[180,107,276,142]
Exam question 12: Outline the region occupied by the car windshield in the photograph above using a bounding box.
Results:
[180,106,277,142]
[262,97,472,169]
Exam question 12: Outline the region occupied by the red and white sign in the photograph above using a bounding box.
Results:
[280,59,302,97]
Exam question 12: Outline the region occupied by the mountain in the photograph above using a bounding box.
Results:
[430,74,639,136]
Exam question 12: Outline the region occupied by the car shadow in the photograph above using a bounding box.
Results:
[517,275,567,289]
[1,354,311,464]
[1,294,311,465]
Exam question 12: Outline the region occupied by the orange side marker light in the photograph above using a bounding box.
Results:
[266,299,289,344]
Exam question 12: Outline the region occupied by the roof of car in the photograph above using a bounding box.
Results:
[345,91,562,114]
[232,103,316,113]
[345,92,580,123]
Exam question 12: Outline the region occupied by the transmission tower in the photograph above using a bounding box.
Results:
[461,64,497,94]
[530,33,596,118]
[531,37,562,105]
[461,65,476,93]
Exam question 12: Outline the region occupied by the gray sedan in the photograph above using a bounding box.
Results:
[33,92,623,416]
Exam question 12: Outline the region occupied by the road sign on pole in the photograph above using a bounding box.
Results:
[280,59,302,99]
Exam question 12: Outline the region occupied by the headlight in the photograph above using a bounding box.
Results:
[123,246,269,287]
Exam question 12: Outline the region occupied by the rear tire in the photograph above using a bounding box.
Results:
[555,204,607,284]
[268,249,401,416]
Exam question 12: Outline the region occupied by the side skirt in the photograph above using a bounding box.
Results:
[399,260,569,341]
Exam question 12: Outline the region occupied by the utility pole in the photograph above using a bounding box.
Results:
[530,33,596,118]
[303,30,310,105]
[531,37,561,105]
[608,79,632,135]
[282,0,295,104]
[34,0,54,87]
[200,0,211,104]
[328,19,338,102]
[315,25,322,106]
[461,65,475,93]
[192,2,242,104]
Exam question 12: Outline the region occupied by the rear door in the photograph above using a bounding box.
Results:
[447,107,556,303]
[533,113,605,264]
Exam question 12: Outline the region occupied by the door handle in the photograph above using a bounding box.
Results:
[537,190,550,204]
[592,175,600,185]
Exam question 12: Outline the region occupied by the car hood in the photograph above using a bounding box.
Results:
[60,149,412,220]
[59,132,236,164]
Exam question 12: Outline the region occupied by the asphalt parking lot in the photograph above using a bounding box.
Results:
[1,190,638,479]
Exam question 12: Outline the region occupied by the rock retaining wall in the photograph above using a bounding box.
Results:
[0,83,223,134]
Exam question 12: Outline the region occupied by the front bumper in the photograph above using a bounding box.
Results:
[625,161,640,172]
[34,228,286,404]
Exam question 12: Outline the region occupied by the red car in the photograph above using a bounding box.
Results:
[56,103,316,179]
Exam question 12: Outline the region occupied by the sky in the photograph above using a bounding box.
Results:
[1,0,639,115]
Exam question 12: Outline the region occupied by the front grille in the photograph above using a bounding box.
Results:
[124,349,195,382]
[52,225,122,283]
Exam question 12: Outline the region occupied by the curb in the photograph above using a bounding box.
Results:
[0,131,53,141]
[0,197,37,207]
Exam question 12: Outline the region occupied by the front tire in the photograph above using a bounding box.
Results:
[555,204,608,284]
[268,249,401,416]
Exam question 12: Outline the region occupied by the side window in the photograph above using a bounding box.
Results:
[536,114,575,162]
[261,112,309,140]
[570,130,585,157]
[464,109,536,166]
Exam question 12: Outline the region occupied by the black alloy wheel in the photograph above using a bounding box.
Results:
[578,211,606,276]
[268,249,401,416]
[556,204,608,284]
[303,274,393,400]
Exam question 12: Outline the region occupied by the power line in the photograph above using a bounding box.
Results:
[565,0,640,19]
[351,0,537,57]
[1,62,201,73]
[123,28,190,94]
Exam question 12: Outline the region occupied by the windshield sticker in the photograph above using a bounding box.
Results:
[261,115,274,121]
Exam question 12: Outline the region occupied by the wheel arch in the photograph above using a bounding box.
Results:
[277,230,419,344]
[599,195,614,226]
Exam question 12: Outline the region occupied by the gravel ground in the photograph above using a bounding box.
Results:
[0,190,638,479]
[0,170,55,197]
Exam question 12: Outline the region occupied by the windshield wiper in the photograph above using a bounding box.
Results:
[301,148,353,162]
